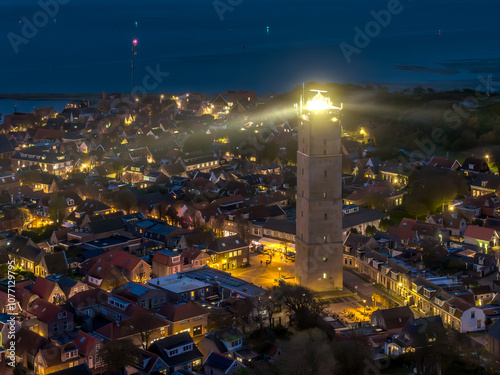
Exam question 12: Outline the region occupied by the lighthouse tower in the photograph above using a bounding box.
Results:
[295,90,343,291]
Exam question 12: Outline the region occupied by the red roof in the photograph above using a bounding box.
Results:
[464,225,496,242]
[27,298,64,324]
[152,251,181,266]
[74,330,100,356]
[33,128,65,140]
[30,277,57,301]
[387,218,417,242]
[160,302,208,322]
[428,156,460,169]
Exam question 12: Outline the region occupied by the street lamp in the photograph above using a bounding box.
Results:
[363,299,366,314]
[278,267,281,280]
[131,39,138,101]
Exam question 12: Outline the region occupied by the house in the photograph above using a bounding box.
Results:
[486,319,500,360]
[386,219,442,246]
[11,327,51,370]
[112,281,167,310]
[45,275,89,300]
[370,306,414,331]
[461,157,490,176]
[94,312,170,347]
[73,330,104,372]
[470,285,496,305]
[80,249,151,287]
[379,162,411,186]
[66,289,144,329]
[34,342,85,375]
[197,327,258,365]
[259,219,296,252]
[343,181,404,211]
[203,352,245,375]
[159,302,209,337]
[463,225,499,252]
[30,276,67,304]
[466,252,496,278]
[25,298,74,339]
[125,348,169,375]
[385,316,447,357]
[207,235,249,271]
[148,332,203,374]
[426,212,467,237]
[470,173,500,197]
[147,274,214,304]
[181,248,211,271]
[427,156,461,170]
[152,249,183,277]
[0,313,21,346]
[7,235,68,276]
[11,146,74,177]
[342,205,389,237]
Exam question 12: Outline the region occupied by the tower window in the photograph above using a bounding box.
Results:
[301,211,303,217]
[324,150,326,155]
[323,193,327,199]
[324,140,327,146]
[323,273,327,279]
[324,213,327,220]
[324,170,327,178]
[323,237,327,242]
[302,168,304,175]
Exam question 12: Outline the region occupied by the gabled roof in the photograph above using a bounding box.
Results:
[427,156,460,169]
[73,330,100,356]
[44,251,68,274]
[160,302,209,322]
[203,351,237,372]
[464,225,496,241]
[27,298,66,324]
[149,332,203,367]
[30,277,57,301]
[208,235,247,253]
[262,219,295,235]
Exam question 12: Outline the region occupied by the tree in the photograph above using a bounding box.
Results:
[364,225,377,236]
[285,140,298,164]
[378,218,393,231]
[271,329,336,375]
[182,133,213,153]
[262,142,279,164]
[421,240,447,266]
[99,339,138,375]
[165,205,179,225]
[48,194,67,227]
[271,282,327,329]
[17,208,34,230]
[112,189,138,214]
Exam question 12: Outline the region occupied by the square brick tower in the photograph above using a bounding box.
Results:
[295,90,343,291]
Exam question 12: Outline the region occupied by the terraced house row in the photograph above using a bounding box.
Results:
[344,238,489,333]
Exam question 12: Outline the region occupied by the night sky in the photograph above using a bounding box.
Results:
[1,0,500,95]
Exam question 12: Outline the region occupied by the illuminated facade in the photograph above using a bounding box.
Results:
[295,91,343,291]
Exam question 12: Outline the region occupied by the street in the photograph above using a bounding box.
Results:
[227,253,414,324]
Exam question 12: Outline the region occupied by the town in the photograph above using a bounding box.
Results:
[1,84,500,375]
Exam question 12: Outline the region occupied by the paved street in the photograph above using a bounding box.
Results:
[229,252,295,289]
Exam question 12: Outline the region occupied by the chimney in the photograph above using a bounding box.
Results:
[157,278,160,285]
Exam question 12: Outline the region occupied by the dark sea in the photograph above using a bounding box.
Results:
[0,0,500,114]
